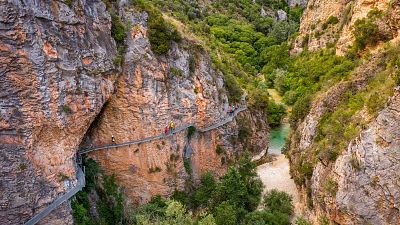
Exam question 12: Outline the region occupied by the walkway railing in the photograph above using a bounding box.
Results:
[25,94,248,224]
[79,106,247,155]
[24,167,85,225]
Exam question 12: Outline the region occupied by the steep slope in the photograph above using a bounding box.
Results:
[292,0,400,55]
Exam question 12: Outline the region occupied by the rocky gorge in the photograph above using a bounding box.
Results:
[2,0,400,224]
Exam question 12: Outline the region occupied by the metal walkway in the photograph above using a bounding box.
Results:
[24,167,85,225]
[25,102,247,224]
[79,106,247,154]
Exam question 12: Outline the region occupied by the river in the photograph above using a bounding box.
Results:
[256,89,300,215]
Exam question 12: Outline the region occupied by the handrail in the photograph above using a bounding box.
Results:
[24,167,85,225]
[79,106,247,154]
[26,94,248,224]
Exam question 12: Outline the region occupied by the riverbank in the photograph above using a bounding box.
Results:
[256,89,300,215]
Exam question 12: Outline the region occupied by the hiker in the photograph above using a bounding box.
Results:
[165,126,169,135]
[111,135,115,144]
[229,106,233,116]
[170,120,175,132]
[232,106,235,114]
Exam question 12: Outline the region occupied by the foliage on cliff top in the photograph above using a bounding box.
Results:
[132,0,181,54]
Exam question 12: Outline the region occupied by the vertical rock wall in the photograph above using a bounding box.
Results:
[292,0,400,55]
[0,1,116,224]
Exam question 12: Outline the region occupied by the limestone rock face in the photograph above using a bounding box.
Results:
[309,88,400,225]
[83,7,268,204]
[286,51,400,224]
[287,0,308,8]
[0,0,116,224]
[292,0,400,55]
[287,0,308,7]
[332,88,400,224]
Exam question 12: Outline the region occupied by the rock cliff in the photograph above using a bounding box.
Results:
[287,0,400,223]
[292,0,400,55]
[0,0,268,224]
[0,0,117,224]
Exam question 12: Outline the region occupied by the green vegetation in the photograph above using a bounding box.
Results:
[267,101,286,127]
[183,158,192,175]
[58,173,69,181]
[72,158,127,225]
[324,177,338,196]
[73,154,294,225]
[131,152,293,225]
[133,0,181,54]
[352,8,388,52]
[187,125,196,138]
[295,216,313,225]
[149,166,162,173]
[111,14,127,45]
[322,16,339,30]
[62,105,72,114]
[215,145,224,155]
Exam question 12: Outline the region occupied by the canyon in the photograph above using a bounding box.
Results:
[1,0,400,224]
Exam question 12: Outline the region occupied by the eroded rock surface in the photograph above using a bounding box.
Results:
[0,0,116,224]
[292,0,400,55]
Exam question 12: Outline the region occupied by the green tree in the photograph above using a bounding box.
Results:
[263,189,293,215]
[214,201,237,225]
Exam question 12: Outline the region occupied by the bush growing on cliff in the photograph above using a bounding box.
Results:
[352,8,389,52]
[132,1,181,54]
[289,94,311,127]
[111,13,127,45]
[267,101,286,127]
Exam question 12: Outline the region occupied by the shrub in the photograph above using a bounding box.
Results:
[187,126,196,138]
[295,216,313,225]
[224,74,243,103]
[214,201,237,225]
[171,189,189,206]
[289,94,311,127]
[319,215,330,225]
[322,16,339,30]
[71,201,92,225]
[111,13,126,45]
[324,177,338,196]
[353,18,379,51]
[366,92,386,115]
[350,154,361,171]
[62,105,72,114]
[145,5,181,54]
[189,56,196,75]
[267,101,286,127]
[215,145,224,155]
[58,172,69,181]
[263,189,293,215]
[183,158,192,175]
[149,166,162,173]
[248,87,269,110]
